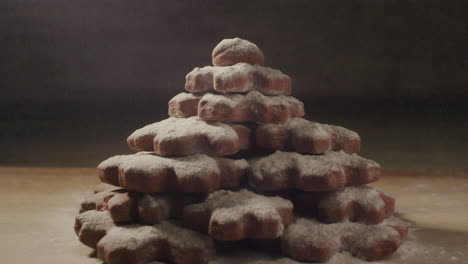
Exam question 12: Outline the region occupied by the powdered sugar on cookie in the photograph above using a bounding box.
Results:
[98,152,249,193]
[169,90,304,123]
[212,38,264,66]
[249,151,381,191]
[256,118,360,154]
[127,117,249,156]
[185,63,291,95]
[281,216,408,262]
[183,189,294,240]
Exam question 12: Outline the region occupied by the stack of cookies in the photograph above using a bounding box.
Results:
[75,38,408,264]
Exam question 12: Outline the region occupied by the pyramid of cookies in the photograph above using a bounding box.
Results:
[75,38,408,264]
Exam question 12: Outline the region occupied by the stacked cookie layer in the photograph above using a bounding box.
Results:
[75,38,407,264]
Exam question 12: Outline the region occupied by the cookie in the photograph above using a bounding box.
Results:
[168,92,202,118]
[212,37,264,66]
[79,188,122,213]
[185,63,291,95]
[281,216,408,262]
[294,186,395,224]
[183,189,294,241]
[74,210,216,264]
[80,187,204,224]
[97,152,249,193]
[248,151,381,191]
[127,117,251,156]
[169,91,304,123]
[256,118,360,154]
[74,210,114,248]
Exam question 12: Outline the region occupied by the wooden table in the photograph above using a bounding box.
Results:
[1,167,467,263]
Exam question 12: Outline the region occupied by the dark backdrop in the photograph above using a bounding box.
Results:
[1,0,467,168]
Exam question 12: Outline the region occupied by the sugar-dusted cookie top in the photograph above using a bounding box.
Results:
[185,63,291,95]
[74,210,216,264]
[127,117,251,156]
[74,210,114,248]
[183,189,294,241]
[248,151,381,191]
[256,118,360,154]
[212,38,264,66]
[169,90,304,123]
[295,185,395,224]
[97,152,249,193]
[281,216,408,262]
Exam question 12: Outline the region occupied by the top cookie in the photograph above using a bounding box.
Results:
[212,38,265,66]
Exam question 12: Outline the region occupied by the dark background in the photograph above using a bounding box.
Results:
[1,0,467,168]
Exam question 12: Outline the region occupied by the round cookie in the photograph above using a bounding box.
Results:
[212,37,264,66]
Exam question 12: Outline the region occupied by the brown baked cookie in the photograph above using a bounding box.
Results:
[281,216,408,262]
[127,117,251,156]
[80,187,204,224]
[183,189,294,241]
[185,63,291,95]
[255,118,360,154]
[74,210,114,248]
[294,186,395,224]
[248,151,381,191]
[168,92,203,118]
[97,152,249,193]
[74,210,216,264]
[169,91,304,123]
[79,188,122,213]
[212,37,264,66]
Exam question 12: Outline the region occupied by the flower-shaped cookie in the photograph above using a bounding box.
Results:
[294,185,395,224]
[248,151,381,191]
[281,216,408,262]
[183,189,294,241]
[169,91,304,123]
[97,152,249,193]
[74,210,215,264]
[185,63,291,95]
[127,117,251,156]
[80,187,204,224]
[255,118,360,154]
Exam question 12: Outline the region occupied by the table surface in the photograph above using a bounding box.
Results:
[1,167,467,264]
